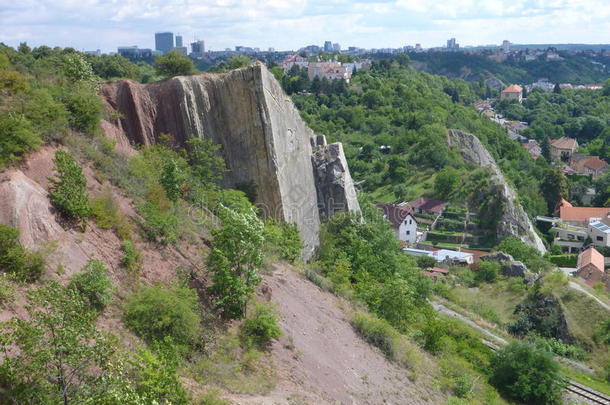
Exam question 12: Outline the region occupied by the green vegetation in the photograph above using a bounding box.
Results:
[240,302,282,349]
[490,342,564,405]
[68,259,114,312]
[208,206,265,319]
[263,220,304,263]
[155,50,195,77]
[124,284,201,349]
[48,150,91,228]
[90,188,132,239]
[0,224,44,282]
[120,240,141,273]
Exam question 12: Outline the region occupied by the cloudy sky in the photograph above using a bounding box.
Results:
[0,0,609,52]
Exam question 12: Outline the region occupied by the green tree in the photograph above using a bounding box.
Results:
[159,159,185,203]
[208,205,265,319]
[434,168,461,199]
[0,113,42,167]
[540,168,568,214]
[154,51,194,77]
[0,224,44,282]
[490,342,564,404]
[186,137,226,189]
[68,259,114,312]
[0,281,114,404]
[63,53,96,82]
[48,150,91,228]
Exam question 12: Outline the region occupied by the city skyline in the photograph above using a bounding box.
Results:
[1,0,609,53]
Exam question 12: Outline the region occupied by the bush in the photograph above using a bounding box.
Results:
[90,189,132,239]
[240,302,282,349]
[120,240,141,273]
[68,259,113,312]
[197,389,231,405]
[155,51,194,77]
[48,150,91,228]
[0,274,16,305]
[490,342,564,404]
[0,112,42,167]
[0,224,44,282]
[263,221,304,263]
[417,255,438,269]
[62,85,103,134]
[136,200,178,244]
[473,261,500,284]
[123,284,201,348]
[547,254,577,268]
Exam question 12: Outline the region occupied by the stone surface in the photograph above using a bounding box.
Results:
[312,142,361,218]
[101,63,359,259]
[447,129,547,253]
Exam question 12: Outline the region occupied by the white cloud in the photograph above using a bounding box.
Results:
[0,0,608,52]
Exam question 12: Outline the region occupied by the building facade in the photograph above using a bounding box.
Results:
[155,32,174,54]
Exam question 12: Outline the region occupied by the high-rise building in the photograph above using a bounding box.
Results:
[324,41,333,52]
[191,40,205,57]
[502,40,510,53]
[175,35,183,48]
[155,32,174,54]
[333,43,341,52]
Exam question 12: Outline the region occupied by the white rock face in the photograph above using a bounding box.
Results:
[447,129,547,253]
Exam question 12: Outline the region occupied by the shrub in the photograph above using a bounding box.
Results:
[48,150,91,228]
[136,200,178,245]
[0,224,44,282]
[208,206,264,319]
[0,112,42,167]
[62,85,103,135]
[90,189,132,239]
[240,302,282,349]
[416,255,438,269]
[120,240,141,273]
[0,274,16,305]
[263,221,304,263]
[546,254,577,268]
[155,51,194,77]
[123,284,201,348]
[474,261,499,284]
[68,259,113,312]
[197,389,231,405]
[490,342,564,404]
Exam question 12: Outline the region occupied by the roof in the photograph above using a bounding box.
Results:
[407,197,448,213]
[421,271,442,279]
[550,137,578,150]
[577,247,604,273]
[502,84,523,93]
[429,267,449,274]
[374,202,416,229]
[460,248,490,262]
[560,206,610,223]
[590,219,610,234]
[433,249,473,260]
[583,157,609,171]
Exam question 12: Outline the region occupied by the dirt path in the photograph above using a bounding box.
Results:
[568,281,610,312]
[229,264,443,405]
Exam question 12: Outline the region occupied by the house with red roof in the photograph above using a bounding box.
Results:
[407,197,448,215]
[576,247,606,286]
[500,84,523,103]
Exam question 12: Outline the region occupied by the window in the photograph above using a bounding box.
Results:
[406,231,410,235]
[409,219,412,224]
[597,236,604,241]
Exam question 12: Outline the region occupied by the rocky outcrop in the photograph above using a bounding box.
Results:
[311,136,360,218]
[447,129,546,253]
[481,251,539,284]
[101,64,359,259]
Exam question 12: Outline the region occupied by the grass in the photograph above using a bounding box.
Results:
[562,367,610,397]
[188,332,276,395]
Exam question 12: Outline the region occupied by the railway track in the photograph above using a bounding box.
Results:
[565,381,610,405]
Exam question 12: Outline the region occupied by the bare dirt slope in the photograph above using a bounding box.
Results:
[229,264,443,405]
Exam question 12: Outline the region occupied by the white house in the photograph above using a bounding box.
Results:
[589,217,610,248]
[375,202,419,244]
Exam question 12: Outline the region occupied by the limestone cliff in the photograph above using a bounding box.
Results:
[101,63,359,259]
[447,129,547,253]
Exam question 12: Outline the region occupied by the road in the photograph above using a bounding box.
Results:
[568,281,610,312]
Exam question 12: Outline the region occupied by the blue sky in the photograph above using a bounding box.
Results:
[0,0,609,52]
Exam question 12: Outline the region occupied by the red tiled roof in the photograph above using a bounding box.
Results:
[422,271,442,279]
[583,157,609,171]
[550,137,577,150]
[577,247,604,273]
[407,197,448,213]
[502,84,523,93]
[560,206,610,223]
[374,202,415,229]
[429,267,449,274]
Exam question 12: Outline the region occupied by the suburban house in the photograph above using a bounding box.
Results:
[280,54,309,72]
[549,137,578,161]
[407,197,448,215]
[559,204,610,227]
[375,202,419,244]
[421,267,450,282]
[571,156,610,179]
[589,216,610,248]
[500,84,523,103]
[576,247,606,285]
[307,62,351,82]
[522,139,541,159]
